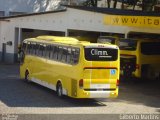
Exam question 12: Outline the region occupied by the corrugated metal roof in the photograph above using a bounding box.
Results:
[0,5,159,20]
[0,9,66,19]
[66,5,160,17]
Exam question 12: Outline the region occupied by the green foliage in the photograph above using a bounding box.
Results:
[82,0,159,11]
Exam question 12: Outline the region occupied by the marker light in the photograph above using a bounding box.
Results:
[79,79,83,88]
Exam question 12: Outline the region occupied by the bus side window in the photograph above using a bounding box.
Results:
[46,45,51,59]
[50,45,54,59]
[53,46,58,60]
[35,44,39,55]
[26,42,31,55]
[30,43,34,55]
[29,43,32,55]
[62,47,67,63]
[71,48,80,64]
[38,45,44,57]
[32,43,36,55]
[42,45,46,57]
[58,46,63,61]
[22,42,27,52]
[67,48,71,64]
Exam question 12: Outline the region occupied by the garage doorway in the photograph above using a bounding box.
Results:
[2,43,6,62]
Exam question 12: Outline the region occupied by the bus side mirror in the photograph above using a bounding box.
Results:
[19,51,25,64]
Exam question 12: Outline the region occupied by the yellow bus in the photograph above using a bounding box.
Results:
[20,36,120,98]
[119,38,160,79]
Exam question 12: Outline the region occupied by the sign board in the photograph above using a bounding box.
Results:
[104,15,160,28]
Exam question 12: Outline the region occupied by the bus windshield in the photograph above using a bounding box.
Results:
[141,42,160,55]
[84,47,118,61]
[97,37,116,44]
[119,39,137,51]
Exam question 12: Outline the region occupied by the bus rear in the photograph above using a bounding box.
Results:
[77,43,119,98]
[119,38,160,79]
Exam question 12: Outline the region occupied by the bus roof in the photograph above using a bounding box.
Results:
[24,36,79,45]
[120,38,160,42]
[24,36,118,49]
[37,36,79,42]
[99,36,119,39]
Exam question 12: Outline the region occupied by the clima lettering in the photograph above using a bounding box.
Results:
[91,49,108,56]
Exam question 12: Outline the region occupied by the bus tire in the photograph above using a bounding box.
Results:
[25,70,30,82]
[123,69,132,79]
[56,82,63,97]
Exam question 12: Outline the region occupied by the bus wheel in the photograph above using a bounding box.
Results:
[25,71,30,82]
[56,82,63,97]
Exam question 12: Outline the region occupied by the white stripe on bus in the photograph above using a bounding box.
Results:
[31,78,67,95]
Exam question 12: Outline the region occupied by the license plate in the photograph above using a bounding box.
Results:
[97,88,103,91]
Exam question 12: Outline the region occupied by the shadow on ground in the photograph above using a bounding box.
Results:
[0,64,160,109]
[0,64,105,108]
[99,77,160,109]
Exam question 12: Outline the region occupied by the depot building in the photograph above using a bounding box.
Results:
[0,5,160,63]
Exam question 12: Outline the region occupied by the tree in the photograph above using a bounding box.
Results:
[113,0,118,8]
[122,0,158,11]
[132,0,139,10]
[141,0,158,11]
[121,0,125,9]
[107,0,111,8]
[82,0,159,11]
[122,0,139,10]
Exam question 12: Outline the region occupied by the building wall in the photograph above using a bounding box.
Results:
[0,8,160,63]
[0,21,1,60]
[0,20,15,63]
[0,20,12,62]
